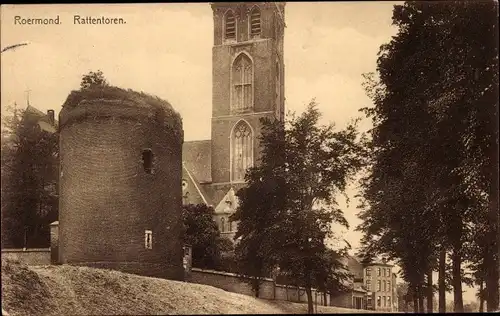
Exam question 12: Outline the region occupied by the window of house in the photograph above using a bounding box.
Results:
[232,53,253,111]
[387,280,391,292]
[229,220,233,232]
[366,268,371,276]
[221,217,225,232]
[249,6,261,38]
[377,296,381,307]
[142,149,154,174]
[387,268,391,276]
[145,230,152,249]
[383,268,386,277]
[224,10,236,40]
[383,296,387,307]
[383,280,386,292]
[367,297,372,307]
[232,120,253,181]
[377,280,381,291]
[378,268,381,276]
[366,280,371,291]
[388,296,391,307]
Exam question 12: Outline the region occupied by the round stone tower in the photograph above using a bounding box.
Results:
[58,86,184,280]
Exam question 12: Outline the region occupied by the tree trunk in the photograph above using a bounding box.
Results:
[438,248,446,313]
[491,91,500,313]
[305,285,314,314]
[486,252,499,312]
[451,249,464,312]
[427,269,433,313]
[418,283,425,314]
[413,285,419,313]
[323,291,327,307]
[479,280,485,313]
[486,163,500,312]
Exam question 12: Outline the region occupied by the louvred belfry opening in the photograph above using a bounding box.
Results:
[250,7,261,37]
[225,11,236,40]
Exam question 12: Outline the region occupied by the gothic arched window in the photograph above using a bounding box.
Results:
[224,10,236,41]
[231,53,253,112]
[232,120,253,182]
[249,6,261,38]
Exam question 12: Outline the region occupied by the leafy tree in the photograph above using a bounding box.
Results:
[181,203,232,270]
[357,1,498,312]
[232,101,365,313]
[313,247,352,306]
[80,70,108,90]
[232,115,287,297]
[1,105,59,248]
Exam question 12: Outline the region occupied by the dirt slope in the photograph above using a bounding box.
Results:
[1,258,374,315]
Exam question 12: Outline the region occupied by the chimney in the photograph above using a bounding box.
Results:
[47,110,55,125]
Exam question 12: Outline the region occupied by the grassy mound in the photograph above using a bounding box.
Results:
[62,86,176,113]
[59,85,183,136]
[1,258,379,315]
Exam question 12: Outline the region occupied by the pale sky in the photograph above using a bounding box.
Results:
[0,2,476,303]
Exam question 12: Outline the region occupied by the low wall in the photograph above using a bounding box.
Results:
[1,248,51,265]
[190,268,275,299]
[188,268,330,306]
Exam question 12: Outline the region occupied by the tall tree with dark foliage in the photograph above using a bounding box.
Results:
[232,101,365,313]
[357,1,498,312]
[1,106,59,248]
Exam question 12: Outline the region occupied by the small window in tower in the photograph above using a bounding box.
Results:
[225,10,236,40]
[142,149,154,174]
[250,7,261,37]
[145,230,153,249]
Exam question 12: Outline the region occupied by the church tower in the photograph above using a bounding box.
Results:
[210,2,285,185]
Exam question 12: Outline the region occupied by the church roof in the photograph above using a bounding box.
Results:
[182,139,246,210]
[182,140,212,183]
[182,163,210,206]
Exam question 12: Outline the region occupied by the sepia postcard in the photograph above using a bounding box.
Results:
[1,2,498,315]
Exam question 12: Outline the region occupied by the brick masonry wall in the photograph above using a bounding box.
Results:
[330,292,352,309]
[1,248,50,265]
[211,3,285,46]
[210,5,283,185]
[58,101,184,280]
[188,268,330,306]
